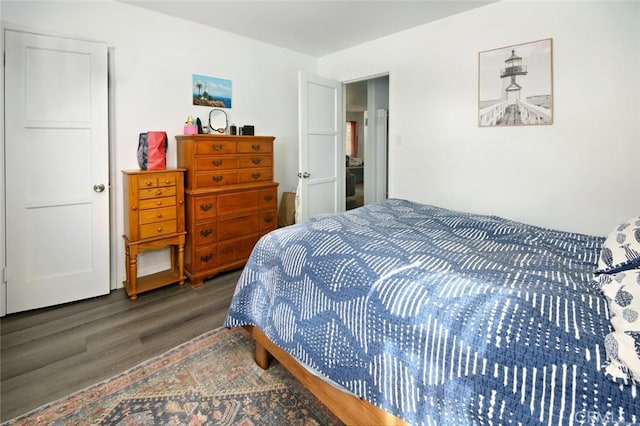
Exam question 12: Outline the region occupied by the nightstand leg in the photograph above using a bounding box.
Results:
[128,245,138,301]
[124,243,130,286]
[178,244,185,286]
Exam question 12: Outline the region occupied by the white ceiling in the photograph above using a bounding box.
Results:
[120,1,496,57]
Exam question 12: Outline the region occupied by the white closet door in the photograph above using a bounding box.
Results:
[5,30,110,313]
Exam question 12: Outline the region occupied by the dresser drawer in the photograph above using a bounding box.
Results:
[217,234,262,265]
[237,168,272,184]
[218,214,260,240]
[193,221,217,245]
[192,195,217,221]
[139,186,176,200]
[139,206,177,225]
[260,210,277,232]
[217,190,259,216]
[140,219,177,239]
[195,157,238,171]
[238,155,272,169]
[193,245,217,271]
[195,140,236,155]
[195,171,238,188]
[139,196,176,210]
[259,188,278,209]
[238,140,272,153]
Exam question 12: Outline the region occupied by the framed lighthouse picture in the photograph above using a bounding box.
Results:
[478,38,553,127]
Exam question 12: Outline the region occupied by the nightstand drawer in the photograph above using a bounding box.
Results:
[136,173,178,189]
[139,186,176,200]
[139,196,176,210]
[139,219,177,238]
[139,206,177,225]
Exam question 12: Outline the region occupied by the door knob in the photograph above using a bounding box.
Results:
[93,183,106,193]
[297,172,311,179]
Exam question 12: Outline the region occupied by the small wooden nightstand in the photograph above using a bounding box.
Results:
[122,169,186,300]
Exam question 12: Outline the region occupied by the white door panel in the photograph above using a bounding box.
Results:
[297,72,343,221]
[5,30,110,313]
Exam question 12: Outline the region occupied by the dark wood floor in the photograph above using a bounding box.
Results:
[0,270,241,421]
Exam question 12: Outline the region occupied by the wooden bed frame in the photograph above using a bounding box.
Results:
[244,325,407,425]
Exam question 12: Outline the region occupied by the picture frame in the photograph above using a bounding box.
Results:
[192,74,232,108]
[478,38,553,127]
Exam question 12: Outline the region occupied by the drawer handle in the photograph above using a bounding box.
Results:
[264,194,273,202]
[164,179,171,184]
[156,214,163,218]
[251,144,260,151]
[200,228,214,237]
[212,160,223,167]
[213,144,223,151]
[200,203,213,212]
[252,158,262,165]
[156,190,162,195]
[145,181,153,186]
[212,176,223,182]
[252,173,261,179]
[156,227,163,232]
[200,253,213,262]
[264,215,274,223]
[156,201,162,206]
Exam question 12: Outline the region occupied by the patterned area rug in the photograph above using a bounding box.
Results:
[2,327,343,426]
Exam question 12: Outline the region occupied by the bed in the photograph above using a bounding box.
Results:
[225,198,640,425]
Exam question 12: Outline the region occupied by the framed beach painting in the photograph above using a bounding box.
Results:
[478,38,553,127]
[192,74,232,108]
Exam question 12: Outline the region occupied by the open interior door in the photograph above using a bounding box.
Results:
[297,71,343,222]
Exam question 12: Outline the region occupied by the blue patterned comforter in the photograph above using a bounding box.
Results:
[225,199,639,425]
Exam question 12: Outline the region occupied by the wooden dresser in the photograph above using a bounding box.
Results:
[122,169,186,300]
[176,134,278,287]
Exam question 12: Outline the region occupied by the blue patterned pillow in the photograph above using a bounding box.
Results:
[601,269,640,385]
[603,331,640,385]
[596,216,640,274]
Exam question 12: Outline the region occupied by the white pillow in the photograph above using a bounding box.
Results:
[601,269,640,385]
[596,216,640,274]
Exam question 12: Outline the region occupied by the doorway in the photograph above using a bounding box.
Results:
[344,75,389,210]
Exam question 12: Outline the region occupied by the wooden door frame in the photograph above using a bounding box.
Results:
[1,26,6,316]
[343,73,390,207]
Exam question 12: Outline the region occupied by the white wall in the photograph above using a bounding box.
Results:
[1,0,316,289]
[319,0,640,236]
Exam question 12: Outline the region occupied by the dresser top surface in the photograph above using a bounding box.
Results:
[175,135,275,142]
